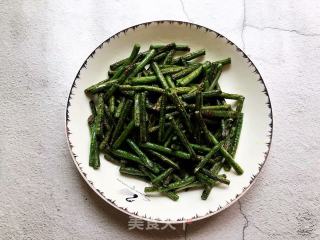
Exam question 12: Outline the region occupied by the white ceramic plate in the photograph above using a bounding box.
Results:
[66,21,273,224]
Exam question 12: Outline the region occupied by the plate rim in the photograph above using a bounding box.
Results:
[65,20,273,224]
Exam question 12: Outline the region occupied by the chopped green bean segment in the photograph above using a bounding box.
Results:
[160,66,186,74]
[181,89,222,100]
[172,49,205,64]
[112,120,135,149]
[201,169,230,185]
[190,143,211,153]
[176,181,203,192]
[134,94,140,127]
[119,85,165,94]
[120,166,145,177]
[109,149,143,165]
[99,125,113,150]
[150,44,190,51]
[110,99,133,144]
[152,62,169,89]
[171,64,200,80]
[208,63,222,91]
[231,113,244,157]
[176,66,203,86]
[108,95,115,114]
[202,105,231,110]
[88,116,100,169]
[165,75,175,88]
[139,92,147,143]
[153,52,168,62]
[158,95,166,142]
[95,94,105,137]
[114,97,125,118]
[163,49,175,64]
[147,150,180,170]
[213,57,231,66]
[201,110,240,118]
[204,62,213,85]
[152,168,174,184]
[173,86,197,94]
[156,42,176,54]
[129,76,158,85]
[141,142,190,159]
[85,79,118,95]
[166,176,196,191]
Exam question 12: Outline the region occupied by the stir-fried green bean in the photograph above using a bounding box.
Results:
[84,43,245,201]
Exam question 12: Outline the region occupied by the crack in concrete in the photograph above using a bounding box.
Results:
[246,23,320,37]
[241,0,246,50]
[179,0,191,22]
[238,200,248,240]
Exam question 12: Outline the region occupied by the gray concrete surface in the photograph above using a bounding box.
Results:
[1,0,319,239]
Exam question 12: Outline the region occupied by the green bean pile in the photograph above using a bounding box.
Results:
[85,43,244,201]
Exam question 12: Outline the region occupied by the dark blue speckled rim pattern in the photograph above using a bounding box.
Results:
[65,20,273,224]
